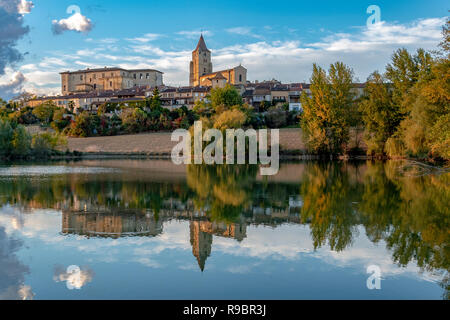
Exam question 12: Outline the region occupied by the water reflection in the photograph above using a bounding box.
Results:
[0,161,448,299]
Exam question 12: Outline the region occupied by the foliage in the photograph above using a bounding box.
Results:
[359,72,403,155]
[300,62,355,154]
[32,132,67,157]
[265,108,287,128]
[121,108,148,133]
[213,109,247,130]
[32,101,59,125]
[11,125,31,157]
[150,87,162,111]
[0,119,14,157]
[209,84,243,110]
[68,111,99,137]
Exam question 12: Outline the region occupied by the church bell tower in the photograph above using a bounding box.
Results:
[189,34,213,87]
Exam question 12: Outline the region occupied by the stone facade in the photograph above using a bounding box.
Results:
[60,67,163,95]
[189,35,247,87]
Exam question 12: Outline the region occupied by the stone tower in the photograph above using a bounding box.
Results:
[189,34,213,87]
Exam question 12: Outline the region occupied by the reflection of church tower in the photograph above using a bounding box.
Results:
[189,35,213,87]
[189,221,212,271]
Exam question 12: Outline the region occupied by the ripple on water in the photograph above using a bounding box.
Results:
[0,166,119,177]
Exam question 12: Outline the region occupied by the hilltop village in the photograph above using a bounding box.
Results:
[26,35,365,113]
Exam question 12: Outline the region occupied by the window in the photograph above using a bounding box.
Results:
[140,74,143,79]
[63,85,66,91]
[134,74,136,79]
[111,72,114,77]
[146,73,149,79]
[110,81,113,87]
[239,74,242,82]
[80,75,83,81]
[102,73,105,78]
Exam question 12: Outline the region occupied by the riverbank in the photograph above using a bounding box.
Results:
[66,128,364,156]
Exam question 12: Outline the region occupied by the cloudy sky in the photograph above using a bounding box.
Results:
[0,0,448,99]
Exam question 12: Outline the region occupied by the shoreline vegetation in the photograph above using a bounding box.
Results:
[1,20,448,165]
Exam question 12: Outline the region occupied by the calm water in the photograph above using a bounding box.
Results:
[0,160,448,300]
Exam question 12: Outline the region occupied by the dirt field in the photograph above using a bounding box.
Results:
[67,128,306,154]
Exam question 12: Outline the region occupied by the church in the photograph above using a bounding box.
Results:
[189,35,248,87]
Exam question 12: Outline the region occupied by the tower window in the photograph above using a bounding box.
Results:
[239,74,242,82]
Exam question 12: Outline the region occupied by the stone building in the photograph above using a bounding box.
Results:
[189,35,247,87]
[60,67,163,95]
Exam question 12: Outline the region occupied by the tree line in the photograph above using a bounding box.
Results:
[301,19,449,161]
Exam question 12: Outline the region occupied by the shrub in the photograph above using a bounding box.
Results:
[32,132,67,157]
[265,108,288,128]
[0,119,14,157]
[213,109,247,130]
[121,108,148,133]
[11,125,31,157]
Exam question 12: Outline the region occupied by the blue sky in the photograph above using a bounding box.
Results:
[0,0,448,97]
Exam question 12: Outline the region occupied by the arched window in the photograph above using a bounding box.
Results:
[239,74,242,82]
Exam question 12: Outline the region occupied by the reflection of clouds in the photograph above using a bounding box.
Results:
[0,226,33,300]
[0,205,442,285]
[53,265,94,290]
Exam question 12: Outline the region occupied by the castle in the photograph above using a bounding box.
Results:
[189,35,247,87]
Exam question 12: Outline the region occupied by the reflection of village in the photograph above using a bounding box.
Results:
[61,197,303,271]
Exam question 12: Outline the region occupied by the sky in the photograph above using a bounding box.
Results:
[0,0,448,99]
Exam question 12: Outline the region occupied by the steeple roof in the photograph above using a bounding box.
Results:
[194,34,210,52]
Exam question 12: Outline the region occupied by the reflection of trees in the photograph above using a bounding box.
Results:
[299,162,362,251]
[0,161,448,297]
[186,164,258,223]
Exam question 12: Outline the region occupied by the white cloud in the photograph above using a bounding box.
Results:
[17,0,33,14]
[126,33,161,43]
[52,12,94,35]
[17,16,447,95]
[0,70,26,98]
[176,30,213,39]
[226,26,263,39]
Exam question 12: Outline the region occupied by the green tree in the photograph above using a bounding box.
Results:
[121,108,148,133]
[150,87,162,111]
[0,119,14,157]
[32,101,57,125]
[11,125,31,157]
[360,72,402,155]
[209,84,243,110]
[300,62,355,154]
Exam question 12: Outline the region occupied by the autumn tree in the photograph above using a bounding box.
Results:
[359,72,402,155]
[300,62,355,154]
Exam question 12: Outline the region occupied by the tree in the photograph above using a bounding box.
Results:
[69,112,99,137]
[150,87,162,111]
[0,119,14,157]
[11,125,31,157]
[385,48,433,115]
[209,84,243,110]
[32,102,57,125]
[360,72,402,155]
[440,17,450,54]
[121,108,148,133]
[300,62,355,154]
[213,109,247,130]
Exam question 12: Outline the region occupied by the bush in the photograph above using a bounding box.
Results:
[11,125,31,157]
[385,135,405,158]
[32,133,67,157]
[0,119,14,157]
[121,108,148,133]
[68,112,99,137]
[265,108,288,128]
[213,109,247,130]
